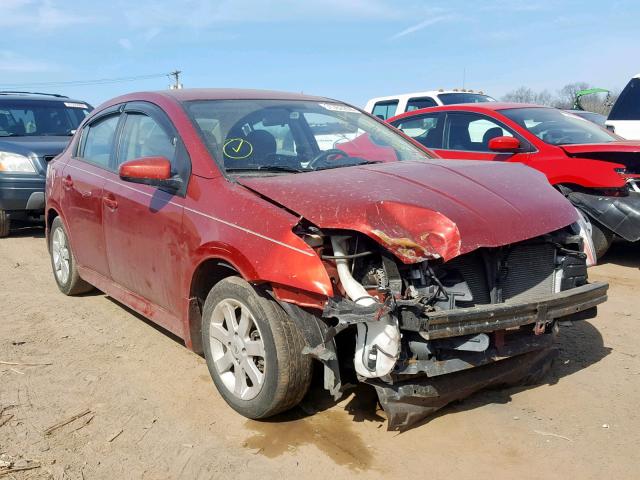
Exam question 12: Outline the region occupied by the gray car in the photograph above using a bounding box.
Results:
[0,92,92,236]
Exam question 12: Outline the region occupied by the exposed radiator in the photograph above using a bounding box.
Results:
[501,244,556,303]
[445,243,557,307]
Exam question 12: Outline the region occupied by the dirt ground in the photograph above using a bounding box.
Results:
[1,228,639,480]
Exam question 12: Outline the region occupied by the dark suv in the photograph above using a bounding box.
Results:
[0,91,92,236]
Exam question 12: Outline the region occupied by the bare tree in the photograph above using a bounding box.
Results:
[501,86,554,105]
[555,82,591,109]
[501,82,617,115]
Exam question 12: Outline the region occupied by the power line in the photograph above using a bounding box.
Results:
[0,72,173,88]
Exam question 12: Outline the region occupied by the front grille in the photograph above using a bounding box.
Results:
[501,244,556,303]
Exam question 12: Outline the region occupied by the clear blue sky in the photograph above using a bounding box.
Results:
[1,0,638,108]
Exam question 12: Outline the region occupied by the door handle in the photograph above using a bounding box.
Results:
[103,196,118,211]
[62,176,73,189]
[80,190,92,198]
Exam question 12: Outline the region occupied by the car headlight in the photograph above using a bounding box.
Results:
[0,152,36,173]
[573,208,597,267]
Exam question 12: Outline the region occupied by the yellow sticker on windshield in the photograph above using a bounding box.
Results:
[223,138,253,159]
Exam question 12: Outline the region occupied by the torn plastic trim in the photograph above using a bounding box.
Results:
[274,298,344,400]
[373,347,559,431]
[568,190,640,242]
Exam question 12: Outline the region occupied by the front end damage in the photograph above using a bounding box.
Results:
[291,223,608,430]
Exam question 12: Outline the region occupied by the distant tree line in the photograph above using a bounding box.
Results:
[501,82,619,115]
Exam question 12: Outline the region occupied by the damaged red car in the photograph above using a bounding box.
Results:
[45,89,608,430]
[389,103,640,258]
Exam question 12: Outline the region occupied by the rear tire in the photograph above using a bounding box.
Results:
[0,210,9,238]
[591,221,614,259]
[49,217,94,295]
[202,276,312,419]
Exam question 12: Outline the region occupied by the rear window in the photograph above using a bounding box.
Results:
[608,78,640,121]
[0,99,91,137]
[405,97,438,111]
[371,100,398,120]
[437,93,496,105]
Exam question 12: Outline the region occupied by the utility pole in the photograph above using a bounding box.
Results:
[169,70,183,90]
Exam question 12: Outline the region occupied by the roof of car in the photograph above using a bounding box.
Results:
[388,102,547,122]
[0,91,88,104]
[156,88,332,102]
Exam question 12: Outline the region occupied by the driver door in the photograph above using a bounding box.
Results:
[101,102,190,323]
[438,112,531,162]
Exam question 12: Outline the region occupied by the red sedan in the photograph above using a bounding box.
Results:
[46,89,607,430]
[389,103,640,257]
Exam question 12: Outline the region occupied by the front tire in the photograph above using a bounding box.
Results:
[202,277,312,419]
[0,210,9,238]
[591,221,614,259]
[49,217,93,295]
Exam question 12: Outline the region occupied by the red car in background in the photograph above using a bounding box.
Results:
[389,103,640,257]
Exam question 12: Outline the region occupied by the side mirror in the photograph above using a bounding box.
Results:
[488,136,521,153]
[119,156,172,186]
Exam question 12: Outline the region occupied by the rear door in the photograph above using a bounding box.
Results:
[60,108,122,277]
[101,102,190,318]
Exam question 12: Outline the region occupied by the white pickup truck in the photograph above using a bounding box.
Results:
[364,89,495,120]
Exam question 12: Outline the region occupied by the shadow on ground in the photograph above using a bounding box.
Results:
[8,225,45,239]
[603,241,640,269]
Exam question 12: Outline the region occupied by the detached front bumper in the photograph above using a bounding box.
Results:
[569,191,640,242]
[405,281,608,340]
[379,281,608,429]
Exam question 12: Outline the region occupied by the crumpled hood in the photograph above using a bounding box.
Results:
[560,141,640,156]
[559,142,640,175]
[239,160,578,263]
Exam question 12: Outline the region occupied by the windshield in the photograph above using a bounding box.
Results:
[500,107,617,145]
[185,99,431,174]
[437,93,495,105]
[0,100,91,137]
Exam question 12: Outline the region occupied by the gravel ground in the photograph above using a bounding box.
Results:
[1,228,639,479]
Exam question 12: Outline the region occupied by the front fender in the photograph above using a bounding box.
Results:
[530,157,626,188]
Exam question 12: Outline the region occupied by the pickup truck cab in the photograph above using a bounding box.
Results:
[365,89,495,120]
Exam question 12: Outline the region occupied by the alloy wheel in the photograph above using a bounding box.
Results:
[208,298,266,400]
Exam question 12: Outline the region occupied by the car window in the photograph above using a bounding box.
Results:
[445,113,513,152]
[251,119,297,156]
[81,115,120,167]
[371,101,398,120]
[393,113,443,149]
[501,107,616,145]
[117,113,176,166]
[405,97,438,112]
[437,93,496,105]
[304,111,359,150]
[185,99,431,174]
[0,100,91,137]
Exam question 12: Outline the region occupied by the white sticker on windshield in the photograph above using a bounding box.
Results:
[64,102,88,109]
[319,103,358,113]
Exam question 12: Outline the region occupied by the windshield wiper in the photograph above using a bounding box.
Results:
[314,160,382,171]
[226,165,308,173]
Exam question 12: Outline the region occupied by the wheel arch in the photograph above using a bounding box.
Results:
[186,257,245,354]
